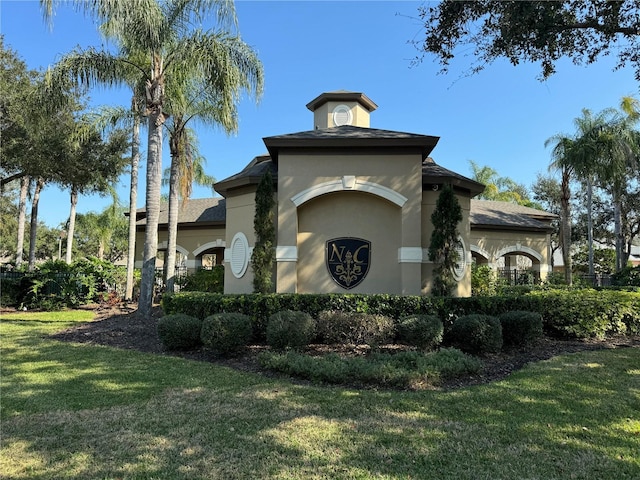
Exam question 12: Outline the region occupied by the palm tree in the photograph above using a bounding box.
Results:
[162,128,217,292]
[161,53,261,293]
[41,0,263,316]
[546,108,617,283]
[600,98,640,271]
[545,135,576,285]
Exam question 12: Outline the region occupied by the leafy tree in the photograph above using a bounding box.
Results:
[572,245,616,275]
[251,171,275,293]
[428,184,462,296]
[58,124,129,264]
[416,1,640,81]
[74,204,128,262]
[42,0,263,316]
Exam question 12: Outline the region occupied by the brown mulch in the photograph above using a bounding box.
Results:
[45,303,640,390]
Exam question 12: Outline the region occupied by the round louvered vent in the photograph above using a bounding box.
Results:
[332,104,353,126]
[230,232,249,278]
[452,237,467,282]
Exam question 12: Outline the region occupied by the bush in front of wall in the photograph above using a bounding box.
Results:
[447,314,503,354]
[157,313,203,350]
[315,310,395,346]
[266,310,316,349]
[396,314,444,351]
[499,311,543,346]
[201,312,252,355]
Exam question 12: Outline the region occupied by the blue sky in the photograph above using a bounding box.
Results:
[2,0,638,228]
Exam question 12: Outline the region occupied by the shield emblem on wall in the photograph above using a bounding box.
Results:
[326,237,371,289]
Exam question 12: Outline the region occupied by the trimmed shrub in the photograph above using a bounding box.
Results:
[499,311,543,346]
[448,314,503,354]
[397,314,444,351]
[266,310,316,349]
[157,313,203,350]
[257,347,482,389]
[316,310,395,345]
[201,313,252,355]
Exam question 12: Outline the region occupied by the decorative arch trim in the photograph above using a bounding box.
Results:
[158,241,189,258]
[193,239,226,257]
[495,244,543,263]
[291,176,408,208]
[470,245,491,261]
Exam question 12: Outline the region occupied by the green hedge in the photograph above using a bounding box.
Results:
[162,288,640,340]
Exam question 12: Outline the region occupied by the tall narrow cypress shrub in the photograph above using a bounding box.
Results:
[251,170,275,293]
[428,184,462,296]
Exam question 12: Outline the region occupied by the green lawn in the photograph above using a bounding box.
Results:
[1,311,639,480]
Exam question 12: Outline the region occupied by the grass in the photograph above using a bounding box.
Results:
[1,310,639,479]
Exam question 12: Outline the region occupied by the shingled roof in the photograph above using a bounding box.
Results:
[470,200,556,232]
[131,197,554,233]
[134,197,226,227]
[422,157,485,197]
[263,125,440,162]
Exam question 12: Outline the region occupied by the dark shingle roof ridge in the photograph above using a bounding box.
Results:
[265,124,436,140]
[471,199,557,218]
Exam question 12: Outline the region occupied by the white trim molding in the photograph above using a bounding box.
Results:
[276,246,298,262]
[157,241,189,258]
[495,244,543,263]
[192,239,226,257]
[398,247,423,263]
[291,177,408,208]
[470,244,491,262]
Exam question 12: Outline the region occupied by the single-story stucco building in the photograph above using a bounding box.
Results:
[133,91,555,297]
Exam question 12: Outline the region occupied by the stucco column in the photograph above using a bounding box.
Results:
[399,163,422,295]
[276,197,298,293]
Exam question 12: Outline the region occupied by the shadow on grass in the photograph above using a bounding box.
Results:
[2,322,639,479]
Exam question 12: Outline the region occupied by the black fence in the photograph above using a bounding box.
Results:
[576,274,612,288]
[155,266,188,291]
[497,269,541,285]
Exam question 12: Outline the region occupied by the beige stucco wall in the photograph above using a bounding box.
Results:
[470,229,552,278]
[274,150,425,295]
[134,226,226,270]
[223,189,258,294]
[297,191,401,293]
[312,101,371,129]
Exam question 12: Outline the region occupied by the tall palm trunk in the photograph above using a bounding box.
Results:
[560,168,572,285]
[586,178,594,277]
[28,177,45,272]
[125,110,141,301]
[164,148,181,293]
[164,125,185,294]
[65,186,78,264]
[614,196,624,271]
[138,63,166,317]
[138,117,163,315]
[15,176,30,268]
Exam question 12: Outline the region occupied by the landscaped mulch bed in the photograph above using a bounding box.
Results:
[47,303,640,390]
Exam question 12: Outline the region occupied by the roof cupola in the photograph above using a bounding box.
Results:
[306,90,378,129]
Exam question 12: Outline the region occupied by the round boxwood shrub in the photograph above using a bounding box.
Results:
[397,314,444,351]
[316,310,395,346]
[157,313,203,351]
[266,310,316,349]
[201,312,252,355]
[499,311,543,346]
[448,314,503,354]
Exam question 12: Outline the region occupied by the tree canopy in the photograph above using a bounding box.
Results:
[417,1,640,81]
